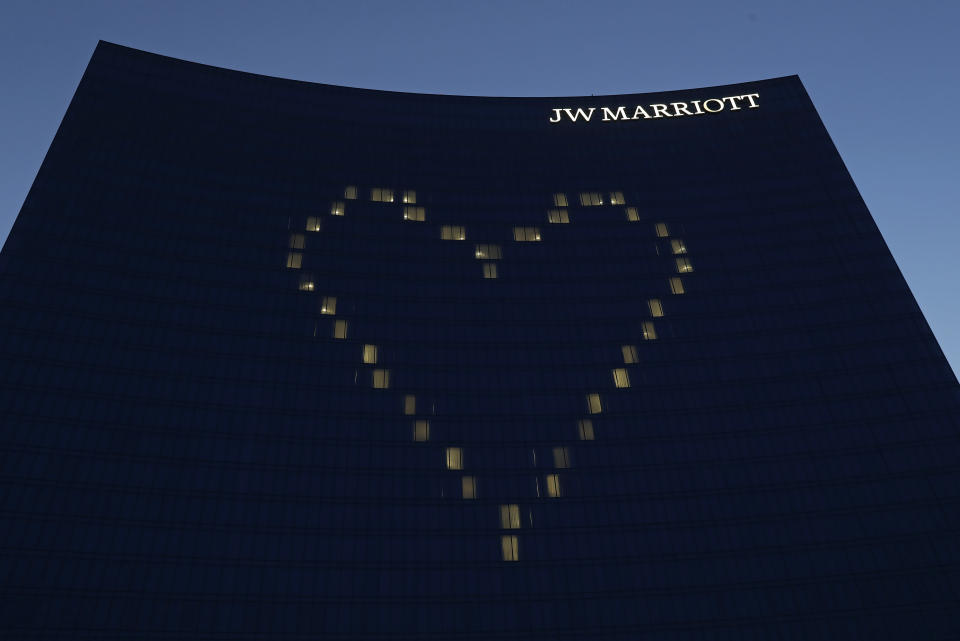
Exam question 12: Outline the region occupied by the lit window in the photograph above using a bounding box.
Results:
[621,345,638,364]
[586,393,602,414]
[609,191,625,205]
[642,321,657,340]
[461,476,477,499]
[371,187,394,203]
[513,227,541,241]
[545,474,562,497]
[547,209,570,224]
[655,222,669,237]
[577,419,595,440]
[333,319,348,339]
[648,299,664,317]
[669,277,685,295]
[475,244,502,259]
[676,257,694,273]
[483,263,498,279]
[286,252,302,269]
[552,447,570,469]
[612,368,631,388]
[579,192,603,206]
[404,395,416,415]
[671,239,687,254]
[501,534,519,561]
[372,369,390,389]
[298,275,314,291]
[331,201,345,216]
[320,296,337,315]
[441,225,466,240]
[344,186,357,200]
[289,234,305,249]
[499,504,521,529]
[305,217,322,232]
[413,419,430,442]
[553,193,569,207]
[445,447,463,470]
[402,190,416,204]
[625,207,640,222]
[362,344,378,364]
[403,206,425,221]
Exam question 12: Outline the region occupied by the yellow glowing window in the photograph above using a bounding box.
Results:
[305,216,322,232]
[625,207,640,222]
[579,192,603,206]
[577,419,595,441]
[404,395,416,415]
[403,206,425,221]
[289,234,305,249]
[483,263,498,279]
[362,344,378,364]
[513,227,542,242]
[499,504,521,529]
[547,209,570,224]
[671,239,687,254]
[445,447,463,470]
[371,187,394,203]
[642,321,657,340]
[344,185,357,200]
[612,368,631,388]
[372,369,390,389]
[320,296,337,315]
[586,393,603,414]
[545,474,562,497]
[553,193,569,207]
[676,257,693,273]
[461,476,477,499]
[441,225,466,240]
[413,419,430,442]
[622,345,638,364]
[501,534,519,561]
[298,276,314,291]
[331,201,345,216]
[475,244,502,259]
[655,222,669,237]
[286,252,302,269]
[648,299,664,317]
[402,190,416,204]
[333,319,348,339]
[669,277,685,295]
[609,191,625,205]
[552,447,570,469]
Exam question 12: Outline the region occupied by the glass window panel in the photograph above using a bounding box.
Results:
[499,504,521,529]
[553,193,568,207]
[577,419,595,440]
[344,185,357,199]
[625,207,640,221]
[446,447,463,470]
[547,209,570,224]
[621,345,638,364]
[475,244,502,259]
[587,393,603,414]
[648,299,664,317]
[403,206,425,221]
[413,419,430,442]
[642,321,657,340]
[483,263,498,279]
[676,257,694,273]
[671,238,687,254]
[579,192,603,206]
[441,225,466,240]
[362,344,378,364]
[501,535,519,561]
[289,234,305,249]
[331,201,345,216]
[404,395,416,415]
[320,296,337,315]
[298,275,314,291]
[545,474,562,497]
[372,369,390,389]
[333,319,348,339]
[402,190,416,204]
[305,216,322,232]
[669,277,685,295]
[286,252,302,269]
[552,447,570,469]
[513,227,541,242]
[655,222,669,237]
[609,191,625,205]
[612,368,631,388]
[461,476,477,499]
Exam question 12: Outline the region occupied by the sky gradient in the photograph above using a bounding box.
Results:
[1,0,957,374]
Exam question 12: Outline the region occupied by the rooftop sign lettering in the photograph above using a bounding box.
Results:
[549,93,759,123]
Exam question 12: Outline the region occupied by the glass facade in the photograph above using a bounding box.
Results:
[1,41,959,639]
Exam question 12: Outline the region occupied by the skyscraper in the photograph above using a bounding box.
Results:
[1,41,958,639]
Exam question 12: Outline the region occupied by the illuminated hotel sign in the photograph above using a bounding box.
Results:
[549,93,759,123]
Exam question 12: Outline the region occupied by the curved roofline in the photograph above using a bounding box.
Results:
[94,40,801,103]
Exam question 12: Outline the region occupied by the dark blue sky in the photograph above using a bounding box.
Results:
[2,0,957,373]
